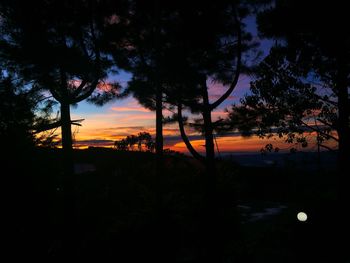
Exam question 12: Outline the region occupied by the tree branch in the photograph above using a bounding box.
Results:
[210,10,242,110]
[319,144,336,152]
[69,18,102,104]
[316,118,337,130]
[177,104,205,162]
[70,79,99,104]
[314,93,338,106]
[33,119,84,134]
[300,120,339,142]
[72,79,87,98]
[49,87,63,103]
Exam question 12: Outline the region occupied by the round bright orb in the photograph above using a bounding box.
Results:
[297,212,308,222]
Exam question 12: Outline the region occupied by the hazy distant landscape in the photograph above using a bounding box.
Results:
[223,151,338,170]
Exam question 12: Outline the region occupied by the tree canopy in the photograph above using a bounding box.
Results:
[225,0,349,155]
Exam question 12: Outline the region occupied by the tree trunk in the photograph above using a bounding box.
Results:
[59,101,77,257]
[59,69,74,177]
[153,1,164,261]
[202,83,216,189]
[335,56,350,262]
[177,103,204,162]
[200,83,221,262]
[155,88,163,157]
[60,102,75,198]
[154,81,163,219]
[336,60,350,191]
[60,102,74,174]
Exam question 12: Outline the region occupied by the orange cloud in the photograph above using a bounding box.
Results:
[117,114,155,122]
[111,107,151,112]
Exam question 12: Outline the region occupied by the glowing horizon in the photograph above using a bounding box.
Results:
[45,73,337,155]
[68,99,337,154]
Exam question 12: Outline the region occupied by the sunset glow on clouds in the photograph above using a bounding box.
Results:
[70,95,183,148]
[110,107,151,112]
[171,136,271,154]
[170,133,330,154]
[65,73,336,154]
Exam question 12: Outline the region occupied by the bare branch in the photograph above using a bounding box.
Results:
[314,93,338,106]
[319,144,336,152]
[210,10,242,110]
[72,79,87,97]
[317,118,337,130]
[177,104,205,162]
[33,119,84,134]
[300,120,339,142]
[70,79,99,104]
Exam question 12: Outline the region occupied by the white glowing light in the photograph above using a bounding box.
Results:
[297,212,308,222]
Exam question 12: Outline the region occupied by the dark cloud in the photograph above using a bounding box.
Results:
[74,131,243,148]
[99,126,146,131]
[74,139,114,147]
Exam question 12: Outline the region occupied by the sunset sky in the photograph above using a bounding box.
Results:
[70,72,258,152]
[68,70,328,154]
[65,17,327,155]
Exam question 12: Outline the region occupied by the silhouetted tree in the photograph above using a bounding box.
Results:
[0,73,35,153]
[113,1,259,261]
[257,0,349,174]
[105,3,169,221]
[114,132,155,152]
[162,2,257,183]
[0,71,63,258]
[0,0,125,175]
[0,70,64,148]
[223,46,337,152]
[111,0,256,169]
[223,1,349,260]
[114,139,129,151]
[0,0,129,257]
[137,132,154,152]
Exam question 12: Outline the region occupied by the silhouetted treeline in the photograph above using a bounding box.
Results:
[114,132,155,152]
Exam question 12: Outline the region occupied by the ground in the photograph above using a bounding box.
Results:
[6,147,341,262]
